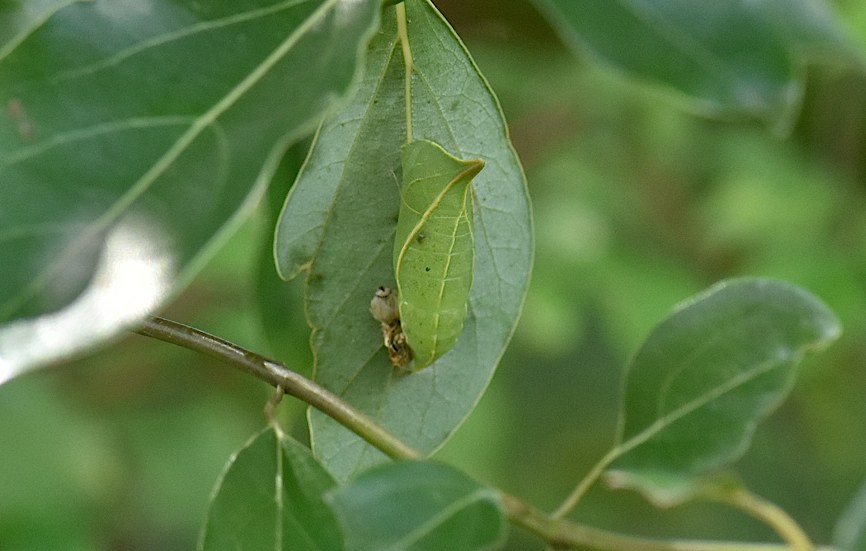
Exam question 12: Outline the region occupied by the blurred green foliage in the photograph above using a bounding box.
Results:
[2,1,866,549]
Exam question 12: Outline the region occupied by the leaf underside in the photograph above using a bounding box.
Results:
[274,0,532,481]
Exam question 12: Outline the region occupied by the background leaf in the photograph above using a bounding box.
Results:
[199,427,341,551]
[327,461,506,551]
[0,0,380,381]
[255,139,315,371]
[604,278,841,506]
[531,0,863,131]
[835,479,866,551]
[274,0,531,480]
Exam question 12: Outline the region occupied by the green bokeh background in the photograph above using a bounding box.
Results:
[3,1,866,549]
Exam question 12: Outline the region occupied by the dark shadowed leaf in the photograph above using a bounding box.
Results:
[327,461,505,551]
[532,0,863,131]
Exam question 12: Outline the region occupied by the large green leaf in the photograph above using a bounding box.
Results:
[532,0,863,131]
[604,278,841,506]
[0,0,380,381]
[327,461,506,551]
[836,479,866,551]
[199,427,341,551]
[274,0,531,480]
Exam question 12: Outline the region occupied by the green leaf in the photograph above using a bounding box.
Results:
[327,461,506,551]
[0,0,380,381]
[199,427,342,551]
[274,0,531,480]
[604,278,841,506]
[255,139,315,368]
[835,479,866,551]
[532,0,863,131]
[394,140,484,370]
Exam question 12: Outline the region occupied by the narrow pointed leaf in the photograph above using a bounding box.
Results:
[605,278,841,506]
[327,461,506,551]
[394,140,484,369]
[199,428,341,551]
[0,0,380,381]
[532,0,863,130]
[835,479,866,551]
[275,0,531,480]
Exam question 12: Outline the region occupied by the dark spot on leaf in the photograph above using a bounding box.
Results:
[425,267,431,272]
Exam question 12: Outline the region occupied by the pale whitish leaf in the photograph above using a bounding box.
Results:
[604,278,840,506]
[835,479,866,551]
[274,0,531,481]
[0,0,380,381]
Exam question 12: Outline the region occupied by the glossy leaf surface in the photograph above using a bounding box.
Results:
[0,0,380,381]
[274,0,531,480]
[394,140,483,369]
[200,428,341,551]
[327,461,506,551]
[533,0,862,131]
[605,278,841,506]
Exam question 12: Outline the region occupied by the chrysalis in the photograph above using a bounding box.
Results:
[392,139,484,370]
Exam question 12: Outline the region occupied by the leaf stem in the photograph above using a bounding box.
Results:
[717,488,816,551]
[396,1,413,143]
[503,493,835,551]
[551,447,621,519]
[134,316,421,461]
[133,316,832,551]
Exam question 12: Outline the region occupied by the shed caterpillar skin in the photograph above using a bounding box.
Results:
[391,140,484,370]
[369,287,412,369]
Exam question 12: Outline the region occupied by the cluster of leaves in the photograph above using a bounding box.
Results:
[2,0,866,549]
